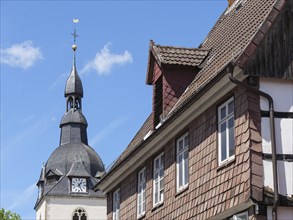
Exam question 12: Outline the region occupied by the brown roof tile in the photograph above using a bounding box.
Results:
[169,0,276,115]
[152,43,210,67]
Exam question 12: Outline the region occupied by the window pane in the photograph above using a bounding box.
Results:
[228,117,235,157]
[184,135,189,147]
[184,155,189,185]
[160,178,164,190]
[184,150,188,159]
[143,188,146,200]
[160,168,164,177]
[221,123,227,161]
[160,190,164,202]
[221,123,227,160]
[179,154,183,163]
[178,163,182,187]
[155,159,159,169]
[221,106,226,119]
[161,154,164,165]
[228,101,234,114]
[178,140,183,152]
[142,201,145,212]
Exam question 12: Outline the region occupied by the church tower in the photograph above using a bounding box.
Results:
[35,23,106,220]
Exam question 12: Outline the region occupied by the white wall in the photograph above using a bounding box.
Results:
[36,197,107,220]
[36,200,47,220]
[259,78,293,112]
[267,206,293,220]
[260,78,293,196]
[259,78,293,219]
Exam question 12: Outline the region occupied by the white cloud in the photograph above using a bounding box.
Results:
[81,43,133,75]
[0,41,43,69]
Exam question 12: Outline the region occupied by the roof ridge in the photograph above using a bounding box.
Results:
[154,44,210,51]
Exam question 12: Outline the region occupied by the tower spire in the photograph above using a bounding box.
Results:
[60,19,87,145]
[65,18,83,112]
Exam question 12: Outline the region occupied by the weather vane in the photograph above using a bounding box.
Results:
[71,18,79,51]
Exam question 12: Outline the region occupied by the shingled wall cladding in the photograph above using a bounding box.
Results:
[107,86,263,219]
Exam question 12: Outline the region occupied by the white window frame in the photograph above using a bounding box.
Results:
[137,167,146,218]
[153,152,164,207]
[176,132,189,192]
[218,97,235,165]
[229,211,248,220]
[113,188,120,220]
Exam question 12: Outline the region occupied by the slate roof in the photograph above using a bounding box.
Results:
[65,65,83,97]
[60,108,88,126]
[42,175,104,198]
[45,168,63,177]
[151,41,209,67]
[46,143,105,177]
[104,0,283,177]
[67,159,91,177]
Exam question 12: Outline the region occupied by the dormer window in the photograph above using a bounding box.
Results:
[153,76,163,128]
[45,169,62,185]
[146,40,209,130]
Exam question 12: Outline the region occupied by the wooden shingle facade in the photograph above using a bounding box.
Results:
[94,0,293,219]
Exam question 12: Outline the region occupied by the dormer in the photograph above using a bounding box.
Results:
[146,40,209,129]
[45,169,63,185]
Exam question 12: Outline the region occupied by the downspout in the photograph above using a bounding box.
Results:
[227,65,279,220]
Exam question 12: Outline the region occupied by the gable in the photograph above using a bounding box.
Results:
[242,0,293,79]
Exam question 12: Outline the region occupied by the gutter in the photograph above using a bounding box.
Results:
[227,65,279,220]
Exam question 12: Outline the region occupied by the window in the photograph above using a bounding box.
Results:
[137,167,146,218]
[72,208,87,220]
[218,97,235,165]
[153,152,164,206]
[113,189,120,220]
[229,211,248,220]
[176,133,189,192]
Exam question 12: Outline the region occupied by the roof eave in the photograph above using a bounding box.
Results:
[146,40,156,85]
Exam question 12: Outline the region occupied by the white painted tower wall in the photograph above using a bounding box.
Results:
[36,197,106,220]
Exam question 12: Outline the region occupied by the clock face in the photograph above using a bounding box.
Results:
[71,178,87,193]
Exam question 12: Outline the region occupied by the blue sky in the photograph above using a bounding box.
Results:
[0,1,227,219]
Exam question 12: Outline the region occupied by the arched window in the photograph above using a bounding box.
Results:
[72,208,87,220]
